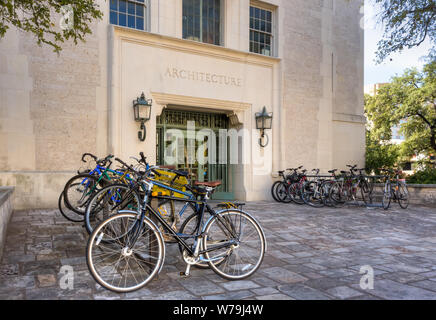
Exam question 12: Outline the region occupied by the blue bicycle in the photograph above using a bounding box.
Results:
[60,153,135,222]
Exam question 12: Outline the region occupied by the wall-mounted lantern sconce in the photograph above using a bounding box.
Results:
[133,92,152,141]
[255,106,273,147]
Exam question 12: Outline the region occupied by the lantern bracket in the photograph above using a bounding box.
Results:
[259,132,269,148]
[138,121,146,142]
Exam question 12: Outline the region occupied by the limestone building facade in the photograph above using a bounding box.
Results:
[0,0,365,209]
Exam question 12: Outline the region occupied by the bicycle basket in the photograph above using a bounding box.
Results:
[151,169,188,197]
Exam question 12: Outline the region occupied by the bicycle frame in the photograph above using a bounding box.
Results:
[78,164,135,202]
[130,186,238,259]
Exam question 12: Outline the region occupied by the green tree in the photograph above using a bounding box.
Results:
[0,0,103,53]
[365,60,436,160]
[365,129,400,174]
[363,0,436,62]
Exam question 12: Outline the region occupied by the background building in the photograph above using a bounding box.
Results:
[0,0,365,209]
[364,83,388,96]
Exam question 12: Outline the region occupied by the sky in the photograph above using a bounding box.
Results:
[364,1,432,86]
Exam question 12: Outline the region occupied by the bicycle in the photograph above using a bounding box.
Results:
[319,169,339,207]
[301,169,325,208]
[381,168,409,210]
[59,154,118,222]
[271,166,302,203]
[328,166,357,207]
[287,168,308,205]
[86,160,266,293]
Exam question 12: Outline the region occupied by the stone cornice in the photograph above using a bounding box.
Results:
[333,112,366,124]
[112,26,280,68]
[151,92,252,112]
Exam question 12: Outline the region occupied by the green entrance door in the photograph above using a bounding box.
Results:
[156,109,234,200]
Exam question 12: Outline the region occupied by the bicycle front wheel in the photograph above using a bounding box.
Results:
[301,181,324,208]
[86,211,165,293]
[398,183,409,209]
[203,210,266,280]
[85,183,141,234]
[382,182,392,210]
[58,190,84,222]
[288,183,305,205]
[329,182,346,208]
[276,182,292,203]
[63,174,100,215]
[271,181,282,202]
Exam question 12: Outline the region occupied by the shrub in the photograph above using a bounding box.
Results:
[406,168,436,184]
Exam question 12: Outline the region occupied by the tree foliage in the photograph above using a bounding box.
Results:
[365,129,401,174]
[365,60,436,158]
[368,0,436,62]
[0,0,103,53]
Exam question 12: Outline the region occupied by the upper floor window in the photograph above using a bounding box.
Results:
[250,5,273,56]
[110,0,146,31]
[183,0,222,45]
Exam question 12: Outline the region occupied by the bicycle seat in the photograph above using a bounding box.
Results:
[194,181,222,188]
[173,170,189,177]
[328,169,338,173]
[340,171,347,174]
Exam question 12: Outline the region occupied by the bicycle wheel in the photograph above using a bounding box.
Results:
[271,181,282,202]
[276,182,292,203]
[301,181,324,208]
[360,181,370,205]
[288,183,305,205]
[85,183,141,234]
[398,183,409,209]
[86,211,165,293]
[58,190,84,222]
[329,182,346,208]
[203,210,266,280]
[320,182,334,207]
[63,174,100,215]
[382,182,392,210]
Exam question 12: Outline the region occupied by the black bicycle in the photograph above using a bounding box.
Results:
[86,159,266,293]
[271,166,303,203]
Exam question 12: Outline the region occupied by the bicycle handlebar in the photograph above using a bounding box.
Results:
[81,153,98,163]
[115,157,136,173]
[115,157,161,179]
[139,152,147,164]
[97,154,114,167]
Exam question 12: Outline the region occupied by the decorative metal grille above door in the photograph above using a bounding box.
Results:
[156,108,234,200]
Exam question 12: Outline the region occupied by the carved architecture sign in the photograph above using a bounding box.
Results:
[164,67,243,87]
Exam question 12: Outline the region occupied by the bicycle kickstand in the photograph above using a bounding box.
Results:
[180,264,191,278]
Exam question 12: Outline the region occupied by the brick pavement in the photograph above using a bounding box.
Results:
[1,202,436,300]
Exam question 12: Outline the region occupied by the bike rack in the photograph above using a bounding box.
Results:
[304,175,337,179]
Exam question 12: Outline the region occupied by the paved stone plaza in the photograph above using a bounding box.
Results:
[0,202,436,300]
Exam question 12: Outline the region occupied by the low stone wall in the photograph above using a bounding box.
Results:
[372,183,436,206]
[0,186,14,261]
[0,172,74,210]
[407,184,436,205]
